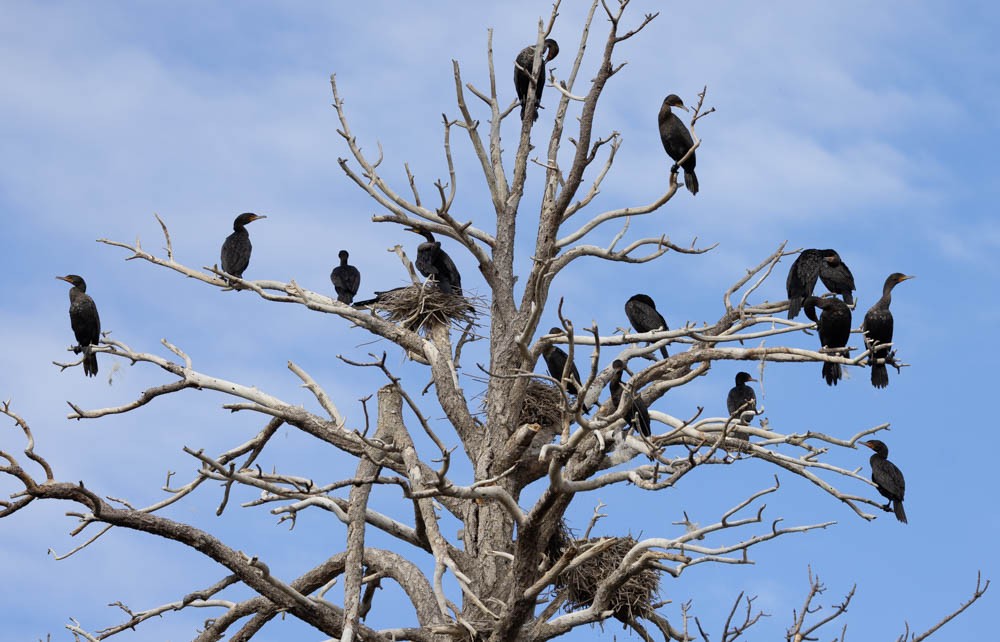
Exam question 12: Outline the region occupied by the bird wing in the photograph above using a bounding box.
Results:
[344,266,361,296]
[631,397,651,437]
[872,459,905,501]
[727,387,755,416]
[658,113,694,163]
[514,46,536,105]
[787,251,822,299]
[862,308,894,347]
[726,388,739,415]
[221,231,251,276]
[543,347,580,395]
[625,300,667,333]
[70,294,101,346]
[819,263,856,294]
[818,302,852,349]
[433,248,463,293]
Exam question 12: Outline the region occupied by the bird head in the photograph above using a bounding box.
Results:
[404,226,435,243]
[859,439,889,457]
[801,296,821,322]
[662,94,689,112]
[544,38,560,60]
[627,293,656,308]
[821,250,843,265]
[234,212,266,228]
[56,274,87,290]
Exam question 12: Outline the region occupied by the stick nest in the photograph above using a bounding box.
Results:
[560,536,660,622]
[365,285,479,332]
[518,380,564,433]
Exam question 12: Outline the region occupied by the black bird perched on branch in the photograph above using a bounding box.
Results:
[56,274,101,377]
[862,273,913,389]
[786,249,855,319]
[624,294,669,359]
[726,372,758,423]
[609,360,651,438]
[860,439,907,523]
[817,250,855,305]
[658,94,698,195]
[541,328,590,413]
[330,250,361,304]
[407,226,463,296]
[786,249,823,319]
[514,38,559,122]
[221,212,266,281]
[804,296,852,386]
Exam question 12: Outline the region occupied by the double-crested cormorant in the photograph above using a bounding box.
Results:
[541,328,590,413]
[726,372,758,423]
[860,439,907,523]
[657,94,698,195]
[609,360,651,437]
[624,294,669,359]
[514,39,559,122]
[803,295,851,386]
[787,249,854,318]
[221,212,266,281]
[817,250,855,305]
[786,249,823,319]
[330,250,361,304]
[407,226,463,296]
[56,274,101,377]
[862,273,913,389]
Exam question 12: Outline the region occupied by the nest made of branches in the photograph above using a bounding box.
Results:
[559,536,661,622]
[518,380,565,432]
[364,284,479,332]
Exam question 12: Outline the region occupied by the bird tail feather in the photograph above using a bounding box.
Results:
[893,500,907,524]
[685,170,699,195]
[84,351,98,377]
[788,297,803,320]
[871,363,889,388]
[822,362,841,386]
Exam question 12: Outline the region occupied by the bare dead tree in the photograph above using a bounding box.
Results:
[783,567,990,642]
[1,2,987,641]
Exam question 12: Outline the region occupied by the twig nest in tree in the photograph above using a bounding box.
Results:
[560,536,661,622]
[365,284,479,332]
[517,380,564,434]
[544,519,573,571]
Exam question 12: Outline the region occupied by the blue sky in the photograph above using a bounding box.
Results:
[1,1,997,639]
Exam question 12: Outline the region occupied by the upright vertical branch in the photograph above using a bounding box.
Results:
[340,386,394,642]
